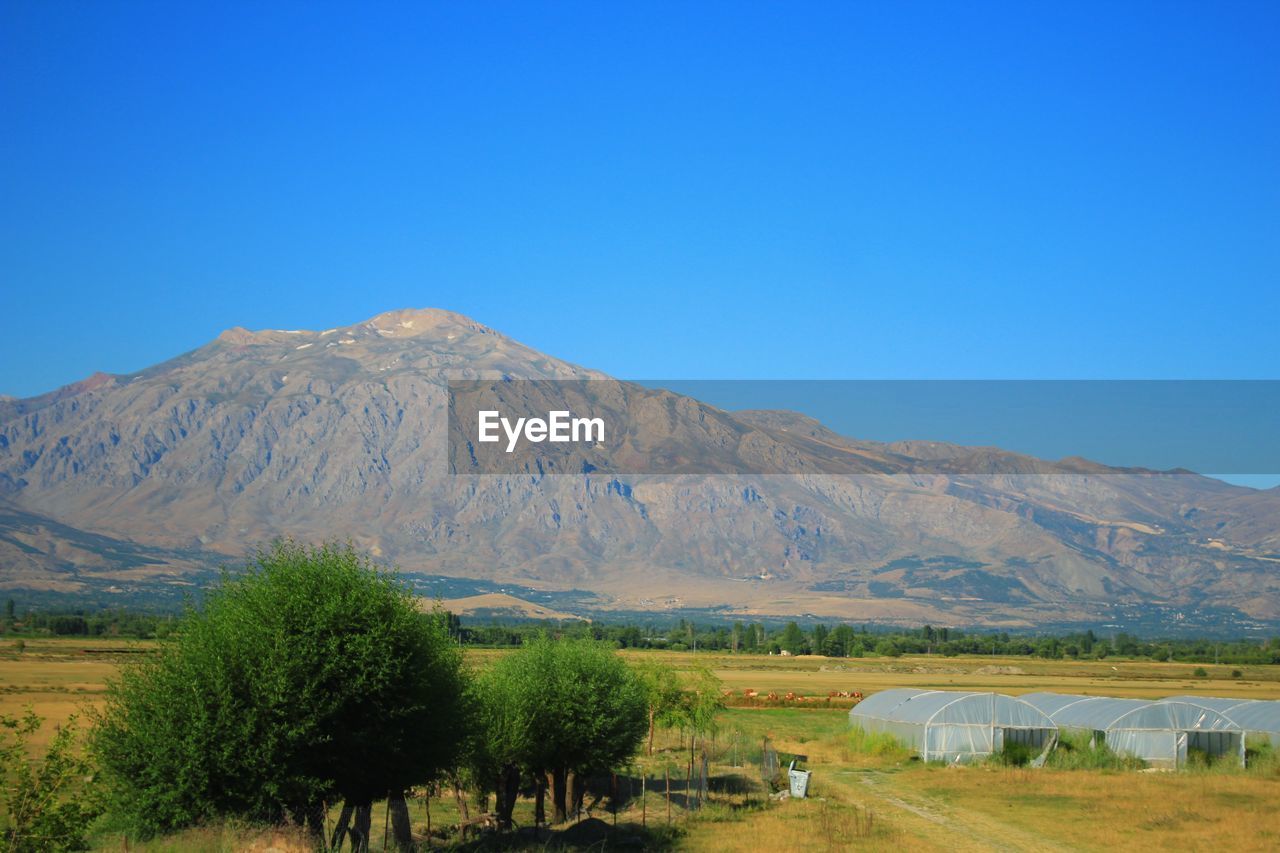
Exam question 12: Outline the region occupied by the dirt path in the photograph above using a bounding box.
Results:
[826,769,1075,852]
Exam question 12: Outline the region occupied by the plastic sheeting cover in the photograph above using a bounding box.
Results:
[849,690,1057,764]
[1021,693,1243,733]
[1020,692,1245,767]
[1018,693,1150,730]
[847,688,930,720]
[1165,696,1280,737]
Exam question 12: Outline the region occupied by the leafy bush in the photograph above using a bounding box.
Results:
[1045,730,1146,770]
[873,640,902,658]
[846,727,911,760]
[1,710,101,852]
[468,635,649,826]
[992,740,1035,767]
[1193,666,1209,678]
[91,541,468,838]
[1244,735,1280,774]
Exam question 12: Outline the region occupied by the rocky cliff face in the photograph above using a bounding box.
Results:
[2,308,1278,626]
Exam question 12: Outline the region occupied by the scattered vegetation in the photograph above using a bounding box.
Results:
[1045,730,1147,771]
[991,740,1036,767]
[467,634,649,826]
[846,726,911,760]
[10,596,1280,666]
[0,709,100,852]
[89,541,467,841]
[9,546,1280,851]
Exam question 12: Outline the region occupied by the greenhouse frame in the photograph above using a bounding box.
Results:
[1165,696,1280,747]
[1019,692,1245,767]
[848,688,1058,764]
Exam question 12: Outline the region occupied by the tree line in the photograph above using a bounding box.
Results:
[1,543,722,850]
[8,596,1280,666]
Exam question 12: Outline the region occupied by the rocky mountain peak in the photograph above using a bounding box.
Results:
[2,309,1278,626]
[212,308,495,349]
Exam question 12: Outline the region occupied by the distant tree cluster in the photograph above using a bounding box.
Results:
[73,542,689,848]
[12,542,1280,847]
[12,593,1280,666]
[467,635,648,827]
[0,604,175,639]
[453,618,1280,666]
[11,592,1280,666]
[91,542,470,841]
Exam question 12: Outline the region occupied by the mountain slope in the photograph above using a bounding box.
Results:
[2,308,1277,626]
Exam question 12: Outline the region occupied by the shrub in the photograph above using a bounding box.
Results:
[1045,730,1146,770]
[992,740,1035,767]
[91,541,468,838]
[847,727,910,760]
[1244,735,1280,773]
[1,710,101,852]
[1193,666,1209,678]
[469,635,648,826]
[873,640,901,658]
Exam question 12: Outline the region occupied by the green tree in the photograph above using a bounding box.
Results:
[635,659,685,756]
[874,638,901,658]
[826,624,855,657]
[475,636,647,825]
[91,541,468,840]
[1,710,100,853]
[779,622,808,655]
[464,662,526,830]
[672,666,725,748]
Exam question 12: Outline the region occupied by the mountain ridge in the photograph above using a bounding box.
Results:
[2,308,1278,628]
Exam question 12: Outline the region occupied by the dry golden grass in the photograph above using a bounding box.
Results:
[0,637,132,748]
[678,796,902,853]
[7,640,1280,849]
[624,649,1280,702]
[888,764,1280,851]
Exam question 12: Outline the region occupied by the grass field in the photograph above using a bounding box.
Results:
[6,637,1280,849]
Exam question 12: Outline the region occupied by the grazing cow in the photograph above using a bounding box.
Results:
[744,689,758,699]
[784,691,797,701]
[766,692,779,701]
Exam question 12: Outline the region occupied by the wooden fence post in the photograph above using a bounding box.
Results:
[382,792,390,851]
[665,766,671,825]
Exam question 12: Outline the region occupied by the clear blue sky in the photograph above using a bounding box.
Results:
[3,1,1277,400]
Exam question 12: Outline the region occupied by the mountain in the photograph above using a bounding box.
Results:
[2,308,1278,628]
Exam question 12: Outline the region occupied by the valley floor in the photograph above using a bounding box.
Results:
[5,640,1280,850]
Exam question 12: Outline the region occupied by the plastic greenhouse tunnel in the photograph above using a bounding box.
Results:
[1019,692,1245,768]
[848,689,1058,765]
[1165,696,1280,749]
